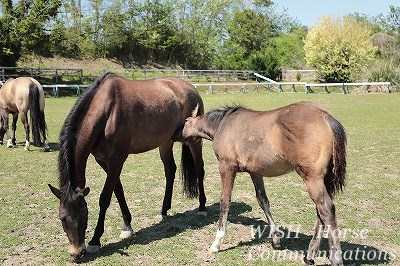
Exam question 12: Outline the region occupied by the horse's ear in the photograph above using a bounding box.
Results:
[191,104,200,118]
[48,184,62,199]
[75,187,90,197]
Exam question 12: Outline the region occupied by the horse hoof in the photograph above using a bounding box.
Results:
[156,214,167,223]
[197,211,208,216]
[86,245,100,253]
[7,139,13,148]
[303,256,315,265]
[119,229,134,239]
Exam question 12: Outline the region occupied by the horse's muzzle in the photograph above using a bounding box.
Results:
[71,249,86,263]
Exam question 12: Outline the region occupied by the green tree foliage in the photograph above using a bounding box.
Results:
[0,0,61,66]
[304,16,376,82]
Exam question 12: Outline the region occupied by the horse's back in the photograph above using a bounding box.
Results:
[84,75,203,155]
[2,77,44,113]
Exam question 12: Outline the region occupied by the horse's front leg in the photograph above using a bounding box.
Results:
[87,157,126,253]
[159,142,176,217]
[11,113,18,145]
[210,162,237,252]
[1,113,13,148]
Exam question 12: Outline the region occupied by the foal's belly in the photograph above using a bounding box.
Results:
[241,156,294,177]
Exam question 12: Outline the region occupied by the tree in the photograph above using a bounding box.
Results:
[0,0,61,66]
[304,15,376,82]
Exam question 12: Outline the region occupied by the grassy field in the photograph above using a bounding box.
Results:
[0,92,399,266]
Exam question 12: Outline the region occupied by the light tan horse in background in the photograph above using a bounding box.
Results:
[0,77,49,151]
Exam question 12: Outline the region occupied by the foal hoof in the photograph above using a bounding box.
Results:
[303,256,315,265]
[209,244,220,253]
[119,229,134,239]
[86,245,100,254]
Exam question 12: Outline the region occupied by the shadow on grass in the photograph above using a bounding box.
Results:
[87,202,392,265]
[8,141,60,152]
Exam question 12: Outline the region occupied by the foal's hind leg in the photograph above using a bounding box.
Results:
[159,142,176,217]
[305,213,324,265]
[304,179,343,266]
[250,174,281,249]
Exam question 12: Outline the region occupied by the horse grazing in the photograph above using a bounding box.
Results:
[48,73,206,263]
[0,77,49,151]
[181,102,347,266]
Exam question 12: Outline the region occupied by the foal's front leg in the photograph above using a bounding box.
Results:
[210,162,236,252]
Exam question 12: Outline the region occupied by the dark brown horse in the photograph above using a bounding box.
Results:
[48,73,206,263]
[181,102,347,266]
[0,77,49,151]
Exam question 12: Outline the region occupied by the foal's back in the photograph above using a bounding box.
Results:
[213,102,334,177]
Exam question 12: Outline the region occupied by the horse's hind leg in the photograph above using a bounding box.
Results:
[210,162,236,252]
[189,141,207,215]
[159,142,176,217]
[11,113,18,145]
[19,111,30,150]
[250,174,281,249]
[305,179,343,266]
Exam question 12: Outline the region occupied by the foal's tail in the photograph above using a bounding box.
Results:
[29,82,47,146]
[181,143,199,198]
[325,115,347,198]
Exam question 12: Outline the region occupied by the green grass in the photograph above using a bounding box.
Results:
[0,92,399,265]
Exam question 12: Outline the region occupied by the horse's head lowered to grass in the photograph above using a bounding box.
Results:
[49,184,90,263]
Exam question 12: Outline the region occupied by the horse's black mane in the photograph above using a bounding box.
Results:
[205,104,243,125]
[58,72,116,194]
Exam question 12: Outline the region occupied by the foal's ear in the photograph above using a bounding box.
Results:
[191,104,200,118]
[48,184,62,199]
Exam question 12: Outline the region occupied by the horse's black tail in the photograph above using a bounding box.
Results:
[181,143,199,198]
[29,82,47,146]
[325,115,347,198]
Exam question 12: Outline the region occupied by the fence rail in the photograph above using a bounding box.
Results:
[0,66,254,83]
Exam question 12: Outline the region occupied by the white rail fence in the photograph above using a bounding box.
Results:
[36,72,391,97]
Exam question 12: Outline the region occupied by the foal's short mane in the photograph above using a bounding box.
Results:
[58,72,115,192]
[205,104,243,126]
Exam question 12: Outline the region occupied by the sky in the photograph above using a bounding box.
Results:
[274,0,399,27]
